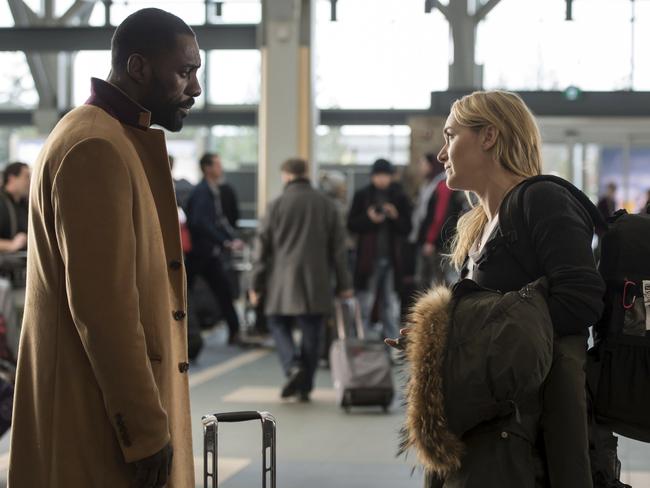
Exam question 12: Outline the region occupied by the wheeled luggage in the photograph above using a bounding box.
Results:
[329,298,394,412]
[202,410,276,488]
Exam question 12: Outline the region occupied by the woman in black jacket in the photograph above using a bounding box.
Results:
[391,91,604,488]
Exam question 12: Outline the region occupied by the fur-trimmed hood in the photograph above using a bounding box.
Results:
[399,285,462,477]
[399,279,553,479]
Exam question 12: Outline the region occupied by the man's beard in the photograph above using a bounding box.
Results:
[149,99,185,132]
[144,78,187,132]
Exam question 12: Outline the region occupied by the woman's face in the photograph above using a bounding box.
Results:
[437,113,487,193]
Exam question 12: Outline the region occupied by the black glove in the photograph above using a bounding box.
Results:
[133,443,173,488]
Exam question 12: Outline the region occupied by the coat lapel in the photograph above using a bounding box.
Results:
[127,127,185,299]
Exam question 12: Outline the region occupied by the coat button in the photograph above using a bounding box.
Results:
[178,362,190,373]
[169,260,182,270]
[500,431,509,439]
[173,310,186,321]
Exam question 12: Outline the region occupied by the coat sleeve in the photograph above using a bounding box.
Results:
[523,182,605,336]
[51,138,170,462]
[389,191,412,236]
[251,202,274,294]
[328,202,352,293]
[347,190,376,234]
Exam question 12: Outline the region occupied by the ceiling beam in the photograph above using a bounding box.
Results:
[0,24,258,52]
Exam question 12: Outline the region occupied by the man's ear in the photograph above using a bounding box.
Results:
[481,125,498,151]
[126,53,150,84]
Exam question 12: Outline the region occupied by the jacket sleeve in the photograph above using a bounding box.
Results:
[186,186,232,246]
[251,202,274,294]
[51,138,169,462]
[328,203,352,293]
[389,191,412,236]
[347,190,376,234]
[523,182,605,336]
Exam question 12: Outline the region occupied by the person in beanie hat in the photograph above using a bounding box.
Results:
[347,158,412,343]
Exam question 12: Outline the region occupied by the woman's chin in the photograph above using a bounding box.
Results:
[445,174,460,190]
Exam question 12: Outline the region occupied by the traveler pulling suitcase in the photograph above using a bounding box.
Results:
[329,298,394,412]
[202,410,276,488]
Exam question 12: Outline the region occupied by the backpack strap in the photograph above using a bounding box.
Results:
[498,175,607,281]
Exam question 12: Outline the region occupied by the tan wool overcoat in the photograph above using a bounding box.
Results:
[8,86,194,487]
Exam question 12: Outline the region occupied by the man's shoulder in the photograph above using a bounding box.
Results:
[188,179,211,198]
[353,185,372,198]
[42,106,128,161]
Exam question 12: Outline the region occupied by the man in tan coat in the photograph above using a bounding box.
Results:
[9,8,201,488]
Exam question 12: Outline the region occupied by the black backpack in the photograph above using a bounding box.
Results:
[588,207,650,442]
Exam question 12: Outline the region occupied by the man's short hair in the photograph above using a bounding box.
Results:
[199,152,219,173]
[281,158,308,177]
[3,162,28,188]
[111,8,195,73]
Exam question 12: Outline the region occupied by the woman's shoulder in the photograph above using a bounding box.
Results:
[521,178,573,203]
[519,178,592,226]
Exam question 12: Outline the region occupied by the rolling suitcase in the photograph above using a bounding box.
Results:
[202,410,276,488]
[329,298,394,412]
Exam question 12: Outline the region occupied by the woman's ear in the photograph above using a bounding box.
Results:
[481,125,498,151]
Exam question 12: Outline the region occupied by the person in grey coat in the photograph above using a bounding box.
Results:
[250,158,353,402]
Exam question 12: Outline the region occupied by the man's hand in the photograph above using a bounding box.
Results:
[133,443,173,488]
[422,242,435,257]
[382,203,399,220]
[338,289,354,299]
[249,289,260,307]
[10,233,27,252]
[367,207,386,224]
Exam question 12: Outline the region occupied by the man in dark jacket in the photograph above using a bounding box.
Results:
[597,182,617,220]
[347,158,411,343]
[184,152,242,345]
[0,161,30,253]
[250,158,353,402]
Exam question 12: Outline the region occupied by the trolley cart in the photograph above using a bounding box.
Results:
[202,410,276,488]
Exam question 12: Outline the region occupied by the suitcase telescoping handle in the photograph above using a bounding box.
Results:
[214,411,263,422]
[334,297,365,340]
[202,410,276,488]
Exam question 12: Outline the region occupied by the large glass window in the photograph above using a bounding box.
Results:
[315,0,449,109]
[0,2,14,27]
[601,146,650,212]
[208,125,258,167]
[0,53,38,109]
[73,51,111,107]
[86,0,260,26]
[207,50,260,105]
[478,0,646,91]
[317,125,410,165]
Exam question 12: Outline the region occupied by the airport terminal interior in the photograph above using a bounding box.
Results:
[1,0,650,487]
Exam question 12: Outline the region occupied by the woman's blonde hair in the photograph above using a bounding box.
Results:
[449,90,543,269]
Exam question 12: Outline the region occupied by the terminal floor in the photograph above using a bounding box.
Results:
[0,327,649,487]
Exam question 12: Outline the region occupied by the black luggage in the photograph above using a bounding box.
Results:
[588,207,650,442]
[329,298,394,412]
[202,410,276,488]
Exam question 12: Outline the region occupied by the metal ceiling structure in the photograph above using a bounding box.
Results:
[1,0,650,130]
